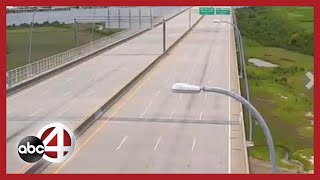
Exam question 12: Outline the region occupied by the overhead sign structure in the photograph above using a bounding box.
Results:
[199,7,215,15]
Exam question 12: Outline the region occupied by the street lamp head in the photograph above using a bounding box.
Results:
[171,83,202,94]
[213,20,222,23]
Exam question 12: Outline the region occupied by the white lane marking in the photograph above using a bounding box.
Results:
[192,138,196,151]
[116,136,128,151]
[29,108,41,117]
[40,90,48,97]
[199,112,203,120]
[154,136,162,151]
[169,112,174,119]
[228,14,232,174]
[203,94,207,101]
[7,62,86,101]
[59,106,71,115]
[179,94,182,101]
[140,101,153,118]
[155,90,160,97]
[64,91,71,96]
[86,90,94,96]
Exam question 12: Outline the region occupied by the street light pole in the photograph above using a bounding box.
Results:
[213,19,253,143]
[91,8,96,44]
[28,8,39,64]
[163,19,166,53]
[171,83,278,174]
[213,19,243,77]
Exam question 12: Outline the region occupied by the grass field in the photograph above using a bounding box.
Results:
[271,7,314,34]
[243,38,314,171]
[236,7,313,55]
[237,7,314,172]
[6,24,123,70]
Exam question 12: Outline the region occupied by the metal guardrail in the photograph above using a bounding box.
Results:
[6,28,145,89]
[231,8,253,142]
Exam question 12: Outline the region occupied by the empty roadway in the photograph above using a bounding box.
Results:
[7,7,201,173]
[41,10,249,174]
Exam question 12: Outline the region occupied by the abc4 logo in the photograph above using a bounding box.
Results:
[18,136,45,163]
[18,123,76,163]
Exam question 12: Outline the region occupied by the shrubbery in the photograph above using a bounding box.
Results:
[6,21,66,29]
[236,7,313,55]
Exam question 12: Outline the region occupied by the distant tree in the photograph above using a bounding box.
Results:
[51,21,60,27]
[20,23,30,28]
[43,21,50,26]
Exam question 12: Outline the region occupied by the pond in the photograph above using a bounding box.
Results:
[248,58,279,67]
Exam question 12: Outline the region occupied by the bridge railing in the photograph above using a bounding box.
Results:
[6,28,145,89]
[6,6,190,90]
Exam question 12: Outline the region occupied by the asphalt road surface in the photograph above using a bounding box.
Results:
[41,11,249,174]
[6,7,201,173]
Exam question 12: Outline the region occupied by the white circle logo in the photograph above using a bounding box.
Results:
[37,123,76,163]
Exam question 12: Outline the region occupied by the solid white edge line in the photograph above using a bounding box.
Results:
[231,10,250,173]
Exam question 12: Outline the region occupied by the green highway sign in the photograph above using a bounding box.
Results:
[199,7,230,15]
[199,7,215,15]
[216,8,230,15]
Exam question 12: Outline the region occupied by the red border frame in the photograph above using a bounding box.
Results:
[1,0,318,179]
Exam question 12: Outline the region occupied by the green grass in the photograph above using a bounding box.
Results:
[271,7,314,33]
[243,38,314,172]
[6,24,123,70]
[236,6,314,172]
[236,7,314,55]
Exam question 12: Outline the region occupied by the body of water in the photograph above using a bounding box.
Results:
[6,6,188,29]
[248,58,279,67]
